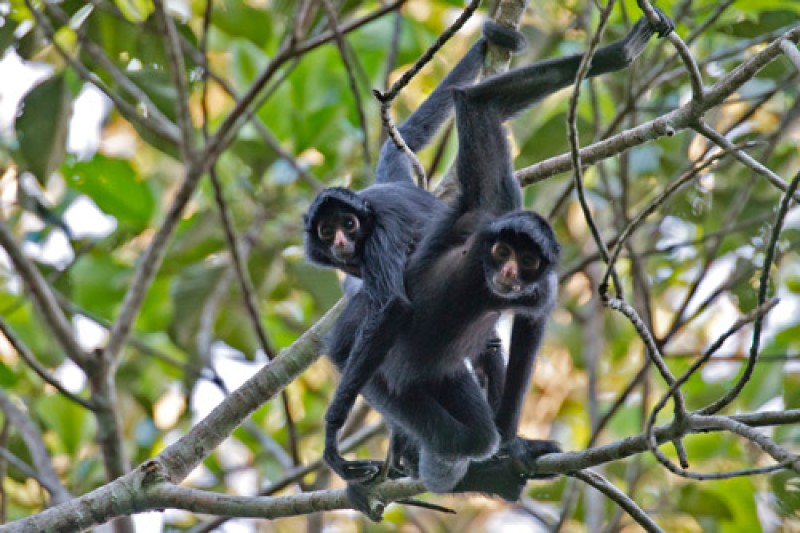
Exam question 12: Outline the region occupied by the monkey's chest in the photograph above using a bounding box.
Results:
[378,313,499,392]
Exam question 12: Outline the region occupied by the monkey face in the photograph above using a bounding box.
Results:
[484,230,549,299]
[315,207,365,263]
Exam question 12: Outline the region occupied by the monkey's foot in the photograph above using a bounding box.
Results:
[503,437,561,479]
[451,454,526,501]
[325,446,385,483]
[338,459,385,483]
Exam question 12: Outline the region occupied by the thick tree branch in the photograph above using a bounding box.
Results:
[12,404,800,530]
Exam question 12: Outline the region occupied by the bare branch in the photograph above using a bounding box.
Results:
[645,299,780,479]
[320,0,371,170]
[0,390,72,504]
[0,318,94,410]
[700,168,800,415]
[0,222,87,366]
[16,405,800,530]
[637,0,704,101]
[516,24,800,184]
[375,0,482,187]
[779,39,800,71]
[153,0,195,161]
[694,121,800,202]
[571,470,664,533]
[565,0,621,301]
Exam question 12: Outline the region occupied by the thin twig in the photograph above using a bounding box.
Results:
[374,0,482,187]
[637,0,704,102]
[601,142,757,290]
[0,390,72,504]
[566,0,625,299]
[700,168,800,415]
[320,0,371,170]
[645,299,780,479]
[36,1,180,144]
[0,222,87,366]
[779,39,800,71]
[571,470,664,533]
[516,25,800,185]
[694,121,800,203]
[153,0,195,162]
[0,318,94,410]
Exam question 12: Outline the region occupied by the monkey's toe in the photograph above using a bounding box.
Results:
[340,459,384,483]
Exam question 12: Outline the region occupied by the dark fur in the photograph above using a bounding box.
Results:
[318,10,674,516]
[305,22,526,485]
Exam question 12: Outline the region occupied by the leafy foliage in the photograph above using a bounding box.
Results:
[0,0,798,530]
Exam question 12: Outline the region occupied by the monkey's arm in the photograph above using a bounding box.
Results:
[323,297,411,482]
[493,315,562,478]
[495,316,547,441]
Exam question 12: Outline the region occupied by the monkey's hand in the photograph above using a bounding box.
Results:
[621,8,674,64]
[648,7,675,38]
[482,20,527,54]
[502,437,561,479]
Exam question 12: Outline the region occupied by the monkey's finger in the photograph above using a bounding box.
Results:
[652,8,675,38]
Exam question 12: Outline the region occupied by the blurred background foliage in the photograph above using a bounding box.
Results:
[0,0,799,530]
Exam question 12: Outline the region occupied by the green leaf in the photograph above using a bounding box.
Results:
[212,0,272,47]
[784,373,800,409]
[0,294,63,367]
[122,69,181,158]
[0,360,16,387]
[0,16,18,55]
[168,264,224,350]
[35,394,96,456]
[67,252,131,319]
[15,74,72,185]
[65,154,155,229]
[113,0,154,23]
[678,484,734,519]
[769,471,800,518]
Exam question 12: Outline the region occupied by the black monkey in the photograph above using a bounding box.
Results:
[306,22,525,480]
[304,22,526,303]
[324,10,674,512]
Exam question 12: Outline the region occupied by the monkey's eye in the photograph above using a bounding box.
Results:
[519,252,541,272]
[318,223,335,241]
[343,214,360,233]
[491,242,512,262]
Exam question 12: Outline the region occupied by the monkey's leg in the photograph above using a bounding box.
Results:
[462,9,674,122]
[324,297,412,482]
[367,371,499,461]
